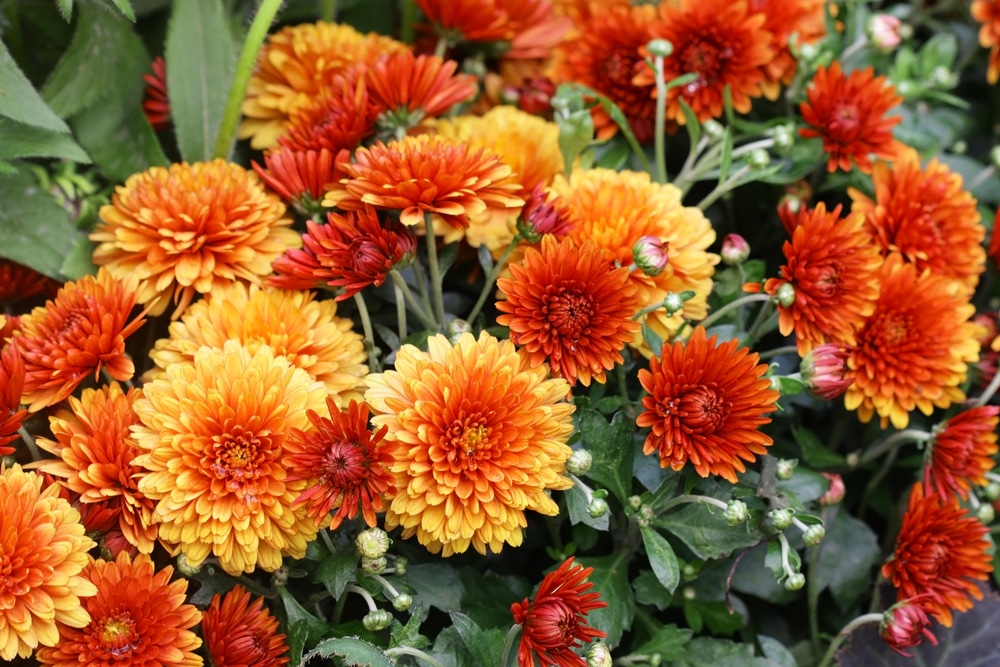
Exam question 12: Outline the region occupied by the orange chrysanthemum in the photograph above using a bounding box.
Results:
[365,332,575,556]
[0,344,25,456]
[550,2,657,141]
[849,151,985,296]
[844,254,980,429]
[751,203,882,355]
[972,0,1000,83]
[92,160,299,318]
[925,406,1000,501]
[147,281,367,405]
[637,326,781,483]
[882,484,993,627]
[511,557,607,667]
[252,147,339,215]
[634,0,775,124]
[366,52,477,133]
[142,56,170,131]
[327,134,525,229]
[285,398,394,529]
[800,61,904,173]
[0,258,61,305]
[202,586,289,667]
[133,340,328,575]
[35,383,157,554]
[552,168,718,352]
[750,0,826,99]
[0,464,96,660]
[238,21,407,149]
[12,268,145,412]
[497,235,640,386]
[35,552,202,667]
[418,0,571,60]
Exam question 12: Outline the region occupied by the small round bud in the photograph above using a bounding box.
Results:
[638,504,656,525]
[784,572,806,591]
[176,553,202,577]
[776,459,798,481]
[985,482,1000,502]
[803,524,826,547]
[772,124,795,152]
[682,563,699,580]
[393,557,408,576]
[952,139,967,155]
[775,282,796,308]
[820,472,846,506]
[747,148,771,169]
[798,42,819,63]
[664,292,685,315]
[801,344,851,401]
[720,233,750,266]
[363,609,393,632]
[393,593,413,612]
[682,586,697,601]
[447,318,472,344]
[646,39,674,58]
[272,566,289,587]
[703,119,725,141]
[931,66,955,88]
[628,495,643,511]
[846,451,860,468]
[632,236,670,277]
[990,146,1000,171]
[649,655,662,667]
[896,80,917,98]
[724,500,749,527]
[362,556,388,574]
[587,642,613,667]
[566,449,593,476]
[356,527,392,559]
[770,508,794,531]
[868,13,902,51]
[587,497,609,519]
[978,503,996,525]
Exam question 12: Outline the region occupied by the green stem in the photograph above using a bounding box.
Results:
[816,613,884,667]
[393,278,408,341]
[467,237,519,324]
[17,426,42,462]
[698,293,773,330]
[698,165,751,211]
[499,624,522,667]
[384,647,447,667]
[320,0,337,21]
[758,345,800,361]
[857,429,930,466]
[807,538,823,660]
[659,493,728,513]
[978,363,1000,405]
[653,55,668,184]
[368,573,400,598]
[345,584,379,612]
[423,213,446,328]
[858,445,900,522]
[213,0,284,160]
[320,529,336,554]
[747,308,779,343]
[399,0,416,44]
[353,293,379,371]
[390,271,437,331]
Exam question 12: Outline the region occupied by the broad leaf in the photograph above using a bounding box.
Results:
[578,552,633,648]
[640,526,680,594]
[656,501,763,560]
[0,117,90,163]
[277,585,331,664]
[632,569,674,611]
[0,41,69,133]
[302,637,395,667]
[814,506,880,611]
[793,426,847,468]
[565,482,610,531]
[450,612,505,667]
[671,636,776,667]
[576,409,634,503]
[634,624,692,659]
[399,563,463,612]
[71,100,169,182]
[316,550,359,600]
[0,168,77,280]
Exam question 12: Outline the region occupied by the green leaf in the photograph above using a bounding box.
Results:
[55,0,74,20]
[718,129,733,182]
[678,98,701,149]
[0,117,90,163]
[58,234,97,280]
[277,586,331,661]
[655,501,763,560]
[632,569,674,610]
[576,409,634,503]
[316,550,358,600]
[634,624,692,660]
[556,108,595,175]
[578,552,633,648]
[670,636,775,667]
[641,321,665,356]
[104,0,136,21]
[438,241,460,277]
[71,100,169,182]
[640,526,680,594]
[682,600,744,637]
[565,482,610,531]
[0,41,70,133]
[399,563,463,612]
[814,506,880,611]
[459,569,529,630]
[792,426,846,468]
[166,0,237,161]
[0,168,77,280]
[450,613,505,667]
[302,637,395,667]
[729,543,797,605]
[758,636,797,667]
[775,468,829,505]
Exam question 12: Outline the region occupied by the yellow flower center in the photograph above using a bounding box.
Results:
[97,612,139,656]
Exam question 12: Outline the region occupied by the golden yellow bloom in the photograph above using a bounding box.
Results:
[0,464,97,660]
[365,332,575,556]
[133,340,328,575]
[552,168,719,353]
[147,282,367,405]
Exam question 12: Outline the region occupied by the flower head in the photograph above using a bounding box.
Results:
[202,585,289,667]
[926,406,1000,501]
[92,160,299,318]
[511,557,607,667]
[142,56,171,131]
[637,326,780,483]
[973,0,1000,83]
[367,52,477,135]
[880,598,939,657]
[279,65,381,155]
[12,268,146,412]
[844,254,979,429]
[365,332,576,556]
[517,184,574,242]
[133,340,328,575]
[882,484,992,627]
[0,344,26,456]
[285,398,394,529]
[497,235,641,386]
[750,0,826,98]
[35,552,202,667]
[0,464,97,660]
[799,61,904,173]
[252,147,339,216]
[0,258,61,305]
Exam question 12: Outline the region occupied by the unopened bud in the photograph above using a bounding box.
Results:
[363,609,393,632]
[664,292,685,315]
[638,504,656,525]
[801,344,851,401]
[798,42,819,63]
[931,66,955,88]
[775,282,796,308]
[773,124,795,152]
[447,318,472,344]
[703,119,725,141]
[176,553,202,577]
[803,524,826,547]
[868,13,902,51]
[784,572,806,591]
[362,556,388,574]
[985,482,1000,502]
[272,566,289,587]
[393,593,413,611]
[628,495,643,511]
[880,599,937,654]
[776,459,798,481]
[820,472,846,506]
[682,586,697,600]
[393,557,408,576]
[896,80,917,97]
[770,508,794,531]
[978,503,996,525]
[567,449,593,476]
[682,563,699,580]
[587,642,614,667]
[724,500,749,527]
[953,139,967,155]
[633,236,670,277]
[721,233,750,266]
[356,528,391,559]
[747,148,771,169]
[500,85,521,106]
[646,39,674,58]
[587,497,609,519]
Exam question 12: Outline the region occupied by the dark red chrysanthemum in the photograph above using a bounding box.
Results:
[0,344,26,455]
[511,557,607,667]
[142,56,171,131]
[0,259,61,305]
[202,586,290,667]
[880,598,939,657]
[285,398,395,529]
[925,406,999,501]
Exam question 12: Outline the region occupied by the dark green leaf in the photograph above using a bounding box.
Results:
[58,234,97,280]
[450,613,505,667]
[277,586,331,657]
[302,637,395,667]
[316,550,358,600]
[640,526,680,594]
[459,569,529,630]
[438,241,460,277]
[104,0,136,21]
[399,563,463,613]
[814,506,880,611]
[764,539,799,583]
[792,426,847,468]
[595,137,631,170]
[682,600,744,637]
[775,468,829,505]
[0,41,69,133]
[389,603,430,651]
[0,117,90,163]
[565,482,610,530]
[71,99,169,182]
[0,168,77,280]
[429,626,475,667]
[634,624,692,659]
[576,409,634,503]
[632,569,674,610]
[184,562,245,607]
[671,636,775,667]
[679,98,701,149]
[729,543,797,605]
[641,321,665,356]
[758,636,797,667]
[775,376,806,396]
[166,0,236,161]
[578,552,633,648]
[655,501,763,560]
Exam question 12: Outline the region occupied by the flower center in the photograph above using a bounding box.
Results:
[526,599,579,648]
[321,440,371,488]
[602,49,638,89]
[445,413,493,466]
[828,103,862,143]
[677,385,728,434]
[211,428,268,494]
[680,39,730,88]
[544,288,594,342]
[94,611,139,657]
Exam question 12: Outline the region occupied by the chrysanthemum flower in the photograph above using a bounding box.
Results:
[35,552,202,667]
[269,208,416,299]
[202,585,289,667]
[35,383,157,554]
[550,2,657,141]
[497,235,641,386]
[238,21,407,149]
[133,340,328,575]
[637,326,780,483]
[880,598,939,657]
[0,464,97,661]
[634,0,775,124]
[511,557,607,667]
[12,268,146,412]
[750,204,882,355]
[972,0,1000,83]
[800,61,904,173]
[750,0,826,99]
[279,65,381,155]
[0,258,61,305]
[327,134,525,230]
[0,344,25,456]
[844,254,979,429]
[252,147,338,216]
[800,343,851,401]
[365,332,575,556]
[882,484,992,627]
[147,282,367,406]
[92,159,299,319]
[552,168,718,352]
[925,406,999,501]
[142,56,170,131]
[517,183,574,241]
[849,151,985,296]
[285,398,394,529]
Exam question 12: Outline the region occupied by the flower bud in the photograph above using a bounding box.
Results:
[567,449,593,476]
[747,148,771,169]
[393,593,413,611]
[978,502,995,525]
[638,504,656,526]
[798,42,819,63]
[985,482,1000,502]
[682,562,699,580]
[363,609,393,632]
[447,318,472,344]
[952,139,967,155]
[881,599,938,656]
[776,459,798,481]
[517,183,572,242]
[820,472,846,506]
[896,80,917,97]
[361,556,388,574]
[724,500,749,527]
[801,343,851,400]
[632,236,670,277]
[868,14,902,51]
[176,553,202,577]
[772,124,795,153]
[803,524,826,547]
[646,39,674,58]
[775,282,796,308]
[703,119,725,141]
[356,527,392,559]
[628,495,643,511]
[393,557,408,576]
[500,85,521,107]
[587,497,609,519]
[588,642,613,667]
[516,76,557,116]
[682,586,697,600]
[664,292,685,315]
[770,508,794,531]
[272,566,289,587]
[931,66,956,88]
[720,233,750,266]
[784,572,806,591]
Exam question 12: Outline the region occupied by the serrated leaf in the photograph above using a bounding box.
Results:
[316,550,358,600]
[302,637,395,667]
[634,624,692,659]
[576,409,634,503]
[792,426,847,468]
[450,613,504,667]
[0,42,69,133]
[578,552,633,648]
[277,586,331,662]
[671,636,775,667]
[166,0,236,162]
[0,168,77,279]
[0,117,90,163]
[641,526,680,594]
[55,0,74,20]
[104,0,136,21]
[655,501,763,560]
[632,569,674,610]
[814,506,880,611]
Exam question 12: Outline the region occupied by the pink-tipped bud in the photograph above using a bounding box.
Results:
[801,343,850,400]
[819,472,845,506]
[632,236,670,277]
[517,184,573,243]
[869,14,903,51]
[880,599,938,657]
[721,233,750,266]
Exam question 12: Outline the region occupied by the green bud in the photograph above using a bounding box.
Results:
[587,497,609,519]
[775,282,796,308]
[703,119,725,142]
[628,495,644,511]
[393,593,413,611]
[363,609,393,632]
[393,557,408,576]
[175,553,202,577]
[356,528,392,559]
[646,39,674,58]
[772,124,795,152]
[362,556,388,574]
[776,459,798,481]
[985,482,1000,502]
[978,503,996,525]
[896,80,917,97]
[803,524,826,547]
[724,500,749,527]
[446,318,472,344]
[784,572,806,591]
[587,642,614,667]
[952,139,967,155]
[747,148,771,169]
[682,587,697,600]
[664,292,685,315]
[566,449,593,476]
[770,508,794,531]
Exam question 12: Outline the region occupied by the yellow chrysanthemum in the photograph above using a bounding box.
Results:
[238,21,408,149]
[147,282,367,405]
[133,340,328,575]
[552,168,719,354]
[0,464,97,660]
[364,332,575,556]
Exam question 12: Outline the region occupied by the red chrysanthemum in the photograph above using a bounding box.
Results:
[142,56,171,131]
[972,0,1000,83]
[749,0,826,99]
[12,268,146,412]
[511,557,607,667]
[285,398,395,529]
[880,598,939,657]
[0,258,61,305]
[496,235,641,386]
[366,51,477,134]
[0,344,25,456]
[269,207,416,299]
[800,61,904,173]
[202,586,290,667]
[925,406,1000,501]
[252,147,340,215]
[637,326,780,483]
[882,484,993,627]
[517,183,574,241]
